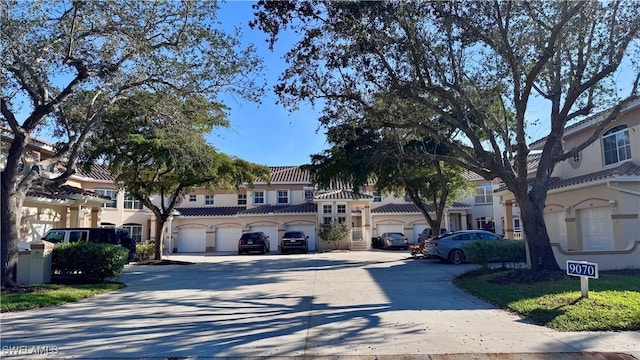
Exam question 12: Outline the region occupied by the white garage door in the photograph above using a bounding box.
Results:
[376,224,404,237]
[286,225,317,252]
[580,207,613,250]
[544,212,568,250]
[178,227,206,253]
[215,227,242,252]
[412,224,429,245]
[250,226,278,251]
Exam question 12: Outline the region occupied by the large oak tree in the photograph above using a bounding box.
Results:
[1,0,263,287]
[253,1,640,271]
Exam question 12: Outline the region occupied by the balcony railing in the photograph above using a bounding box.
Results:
[513,231,523,240]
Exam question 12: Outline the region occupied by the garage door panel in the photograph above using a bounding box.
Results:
[376,224,404,237]
[544,212,568,250]
[286,225,316,252]
[216,227,241,252]
[580,207,613,251]
[178,227,206,253]
[249,226,278,251]
[412,224,429,245]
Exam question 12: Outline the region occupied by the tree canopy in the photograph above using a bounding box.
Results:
[252,1,640,271]
[306,120,471,235]
[1,0,264,286]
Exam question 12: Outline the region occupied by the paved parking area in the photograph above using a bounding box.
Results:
[1,251,638,358]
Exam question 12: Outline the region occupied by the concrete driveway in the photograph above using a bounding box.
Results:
[1,251,638,359]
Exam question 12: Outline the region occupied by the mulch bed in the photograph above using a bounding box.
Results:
[487,268,640,285]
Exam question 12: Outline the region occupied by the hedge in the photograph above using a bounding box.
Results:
[52,242,129,282]
[463,239,526,269]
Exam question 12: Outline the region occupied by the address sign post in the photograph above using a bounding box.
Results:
[566,260,598,299]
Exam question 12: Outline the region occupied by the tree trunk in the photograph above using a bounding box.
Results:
[1,186,24,288]
[154,219,166,260]
[515,189,561,272]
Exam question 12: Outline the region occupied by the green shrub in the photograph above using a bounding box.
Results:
[52,242,129,282]
[134,244,156,262]
[463,240,526,269]
[318,222,350,249]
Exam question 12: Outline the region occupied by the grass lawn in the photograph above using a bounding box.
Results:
[455,269,640,331]
[1,283,125,312]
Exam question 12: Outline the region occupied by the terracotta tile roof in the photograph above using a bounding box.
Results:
[494,161,640,193]
[74,163,114,181]
[239,203,317,215]
[526,152,542,172]
[263,166,312,183]
[27,185,109,201]
[462,170,485,181]
[548,161,640,191]
[372,202,472,214]
[314,190,374,200]
[175,207,246,217]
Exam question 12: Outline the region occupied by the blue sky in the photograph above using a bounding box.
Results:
[211,2,329,166]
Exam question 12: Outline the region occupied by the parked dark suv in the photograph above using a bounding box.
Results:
[238,232,270,254]
[280,231,309,254]
[42,227,136,262]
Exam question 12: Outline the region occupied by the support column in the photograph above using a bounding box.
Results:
[69,207,80,227]
[504,200,514,239]
[90,208,100,227]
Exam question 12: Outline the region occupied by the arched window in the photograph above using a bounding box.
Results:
[602,125,631,165]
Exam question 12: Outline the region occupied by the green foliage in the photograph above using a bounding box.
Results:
[1,283,125,312]
[318,223,351,249]
[52,243,129,282]
[455,270,640,331]
[304,120,472,234]
[134,244,156,262]
[463,240,526,269]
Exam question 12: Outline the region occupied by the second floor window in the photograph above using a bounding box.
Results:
[189,195,197,202]
[475,183,493,205]
[337,204,346,213]
[277,190,289,204]
[323,204,332,214]
[603,125,631,165]
[253,190,265,205]
[373,192,382,202]
[238,194,247,205]
[304,188,314,201]
[124,193,143,210]
[205,195,214,206]
[94,188,117,208]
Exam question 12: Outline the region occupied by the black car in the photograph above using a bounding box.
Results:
[42,227,136,262]
[280,231,309,254]
[238,232,271,254]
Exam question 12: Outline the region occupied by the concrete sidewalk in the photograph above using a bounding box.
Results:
[1,252,638,359]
